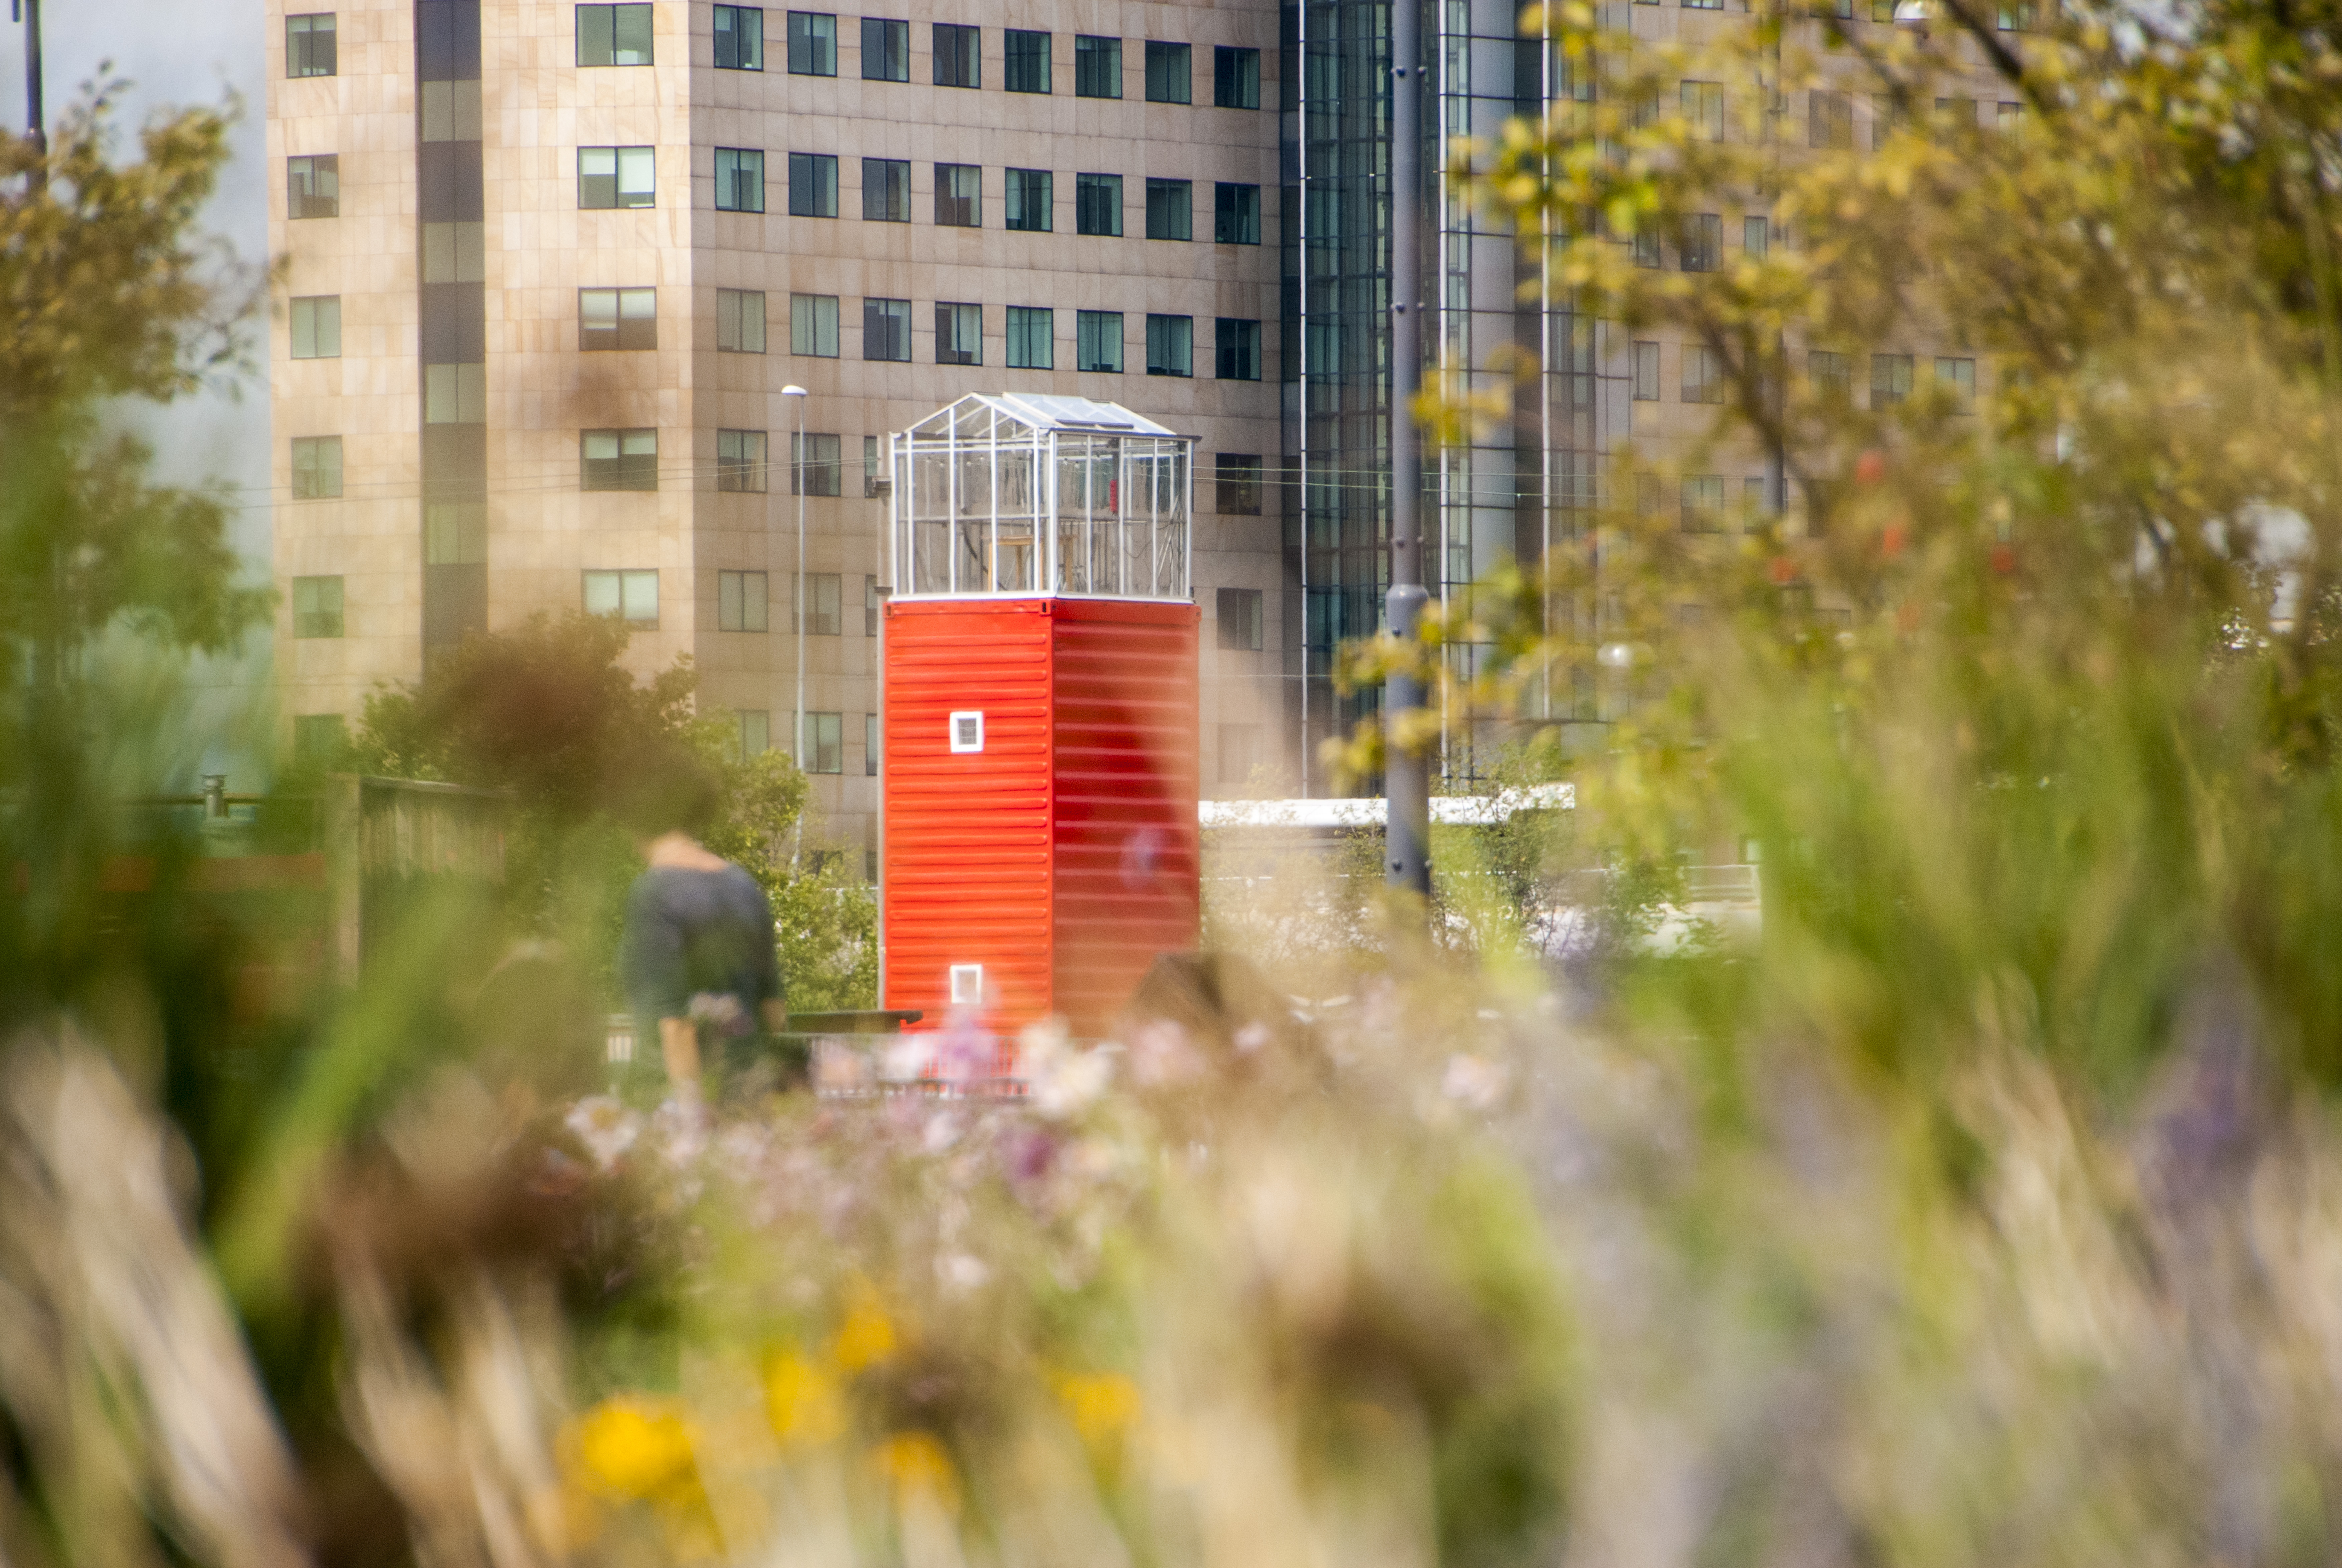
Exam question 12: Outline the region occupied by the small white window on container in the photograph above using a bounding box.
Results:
[949,710,985,753]
[949,963,985,1006]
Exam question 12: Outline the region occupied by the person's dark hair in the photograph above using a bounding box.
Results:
[606,740,723,839]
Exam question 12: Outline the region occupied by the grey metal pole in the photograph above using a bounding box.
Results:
[783,389,808,771]
[1383,0,1431,900]
[20,0,46,166]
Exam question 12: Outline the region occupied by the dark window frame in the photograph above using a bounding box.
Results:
[1074,34,1121,97]
[1213,45,1259,108]
[290,436,344,500]
[1004,167,1052,231]
[1214,317,1261,381]
[1213,181,1259,244]
[1145,177,1192,240]
[714,147,766,213]
[935,301,982,366]
[576,3,655,66]
[1005,305,1053,369]
[863,296,911,361]
[788,151,839,217]
[714,4,765,68]
[1145,313,1193,377]
[288,153,340,219]
[1214,454,1263,516]
[1144,40,1191,103]
[861,16,909,79]
[1215,585,1264,649]
[581,427,659,491]
[287,13,338,77]
[292,575,346,639]
[1004,28,1051,92]
[862,157,910,221]
[1077,309,1124,372]
[934,162,981,227]
[786,11,837,74]
[579,286,658,350]
[1076,172,1123,236]
[932,22,980,87]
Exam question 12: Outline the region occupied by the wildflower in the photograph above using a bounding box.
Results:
[763,1351,845,1447]
[1054,1372,1142,1448]
[572,1398,696,1502]
[832,1286,899,1372]
[871,1431,960,1510]
[564,1095,639,1172]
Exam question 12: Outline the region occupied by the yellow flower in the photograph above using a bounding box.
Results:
[871,1431,960,1510]
[1054,1372,1142,1447]
[763,1351,845,1447]
[831,1288,899,1373]
[573,1398,697,1502]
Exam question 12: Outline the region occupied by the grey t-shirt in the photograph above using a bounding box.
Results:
[619,863,782,1036]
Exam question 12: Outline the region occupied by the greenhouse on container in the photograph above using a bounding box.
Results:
[888,392,1195,600]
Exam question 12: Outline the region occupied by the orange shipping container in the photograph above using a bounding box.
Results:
[882,596,1199,1042]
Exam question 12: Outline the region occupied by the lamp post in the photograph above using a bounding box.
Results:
[14,0,45,171]
[782,385,808,774]
[1383,0,1430,901]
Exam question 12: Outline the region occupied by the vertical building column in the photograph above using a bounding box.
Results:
[417,0,487,666]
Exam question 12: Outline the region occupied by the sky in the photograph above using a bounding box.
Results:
[1,0,276,778]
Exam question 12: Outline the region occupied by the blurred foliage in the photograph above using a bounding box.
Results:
[350,612,877,1010]
[1332,0,2342,1096]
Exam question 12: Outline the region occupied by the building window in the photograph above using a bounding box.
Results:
[1215,453,1262,515]
[1810,90,1853,149]
[421,80,482,141]
[1681,475,1726,533]
[1145,40,1191,102]
[288,154,339,219]
[289,295,341,359]
[791,433,844,496]
[423,221,485,283]
[936,301,982,366]
[1996,0,2034,27]
[933,22,979,87]
[789,293,838,356]
[1214,182,1259,244]
[578,4,654,64]
[1217,724,1260,785]
[718,429,769,493]
[291,436,343,499]
[583,569,659,624]
[287,13,337,77]
[1681,213,1721,272]
[863,157,910,221]
[714,148,765,212]
[1681,80,1724,139]
[1683,343,1725,404]
[865,573,880,632]
[864,297,910,360]
[1145,178,1191,240]
[794,574,844,634]
[293,575,345,638]
[580,287,657,350]
[579,146,655,208]
[1632,341,1660,401]
[719,569,769,631]
[718,288,767,352]
[582,428,658,491]
[1075,35,1121,97]
[1005,167,1052,231]
[1745,476,1772,519]
[1935,95,1978,133]
[1214,45,1259,108]
[737,710,771,759]
[1006,306,1053,369]
[1077,310,1123,372]
[788,151,838,216]
[1743,214,1769,258]
[423,365,485,425]
[715,5,765,68]
[1146,314,1192,377]
[1809,349,1851,403]
[1997,101,2024,135]
[293,714,348,761]
[1632,227,1661,268]
[862,16,909,79]
[426,502,487,565]
[1005,28,1050,91]
[866,712,880,775]
[1936,355,1976,410]
[1076,173,1123,235]
[1214,318,1260,380]
[864,439,885,497]
[1871,352,1914,407]
[787,11,836,73]
[935,163,981,227]
[1215,586,1263,650]
[803,712,844,774]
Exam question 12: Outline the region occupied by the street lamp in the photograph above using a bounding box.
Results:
[782,385,808,774]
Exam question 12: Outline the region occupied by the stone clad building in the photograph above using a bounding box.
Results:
[267,0,1284,860]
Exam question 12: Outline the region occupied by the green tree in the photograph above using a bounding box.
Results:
[351,612,876,1009]
[0,88,267,1024]
[1360,0,2342,1092]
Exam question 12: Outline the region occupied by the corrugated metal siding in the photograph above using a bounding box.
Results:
[882,600,1057,1030]
[1050,599,1202,1038]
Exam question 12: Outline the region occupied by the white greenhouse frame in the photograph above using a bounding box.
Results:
[888,392,1195,601]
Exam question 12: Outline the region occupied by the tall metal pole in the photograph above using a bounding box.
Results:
[783,386,809,772]
[1383,0,1431,899]
[18,0,46,168]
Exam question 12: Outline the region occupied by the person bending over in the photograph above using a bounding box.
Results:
[617,767,785,1106]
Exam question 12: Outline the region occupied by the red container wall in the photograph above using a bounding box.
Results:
[1050,599,1201,1038]
[882,600,1057,1028]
